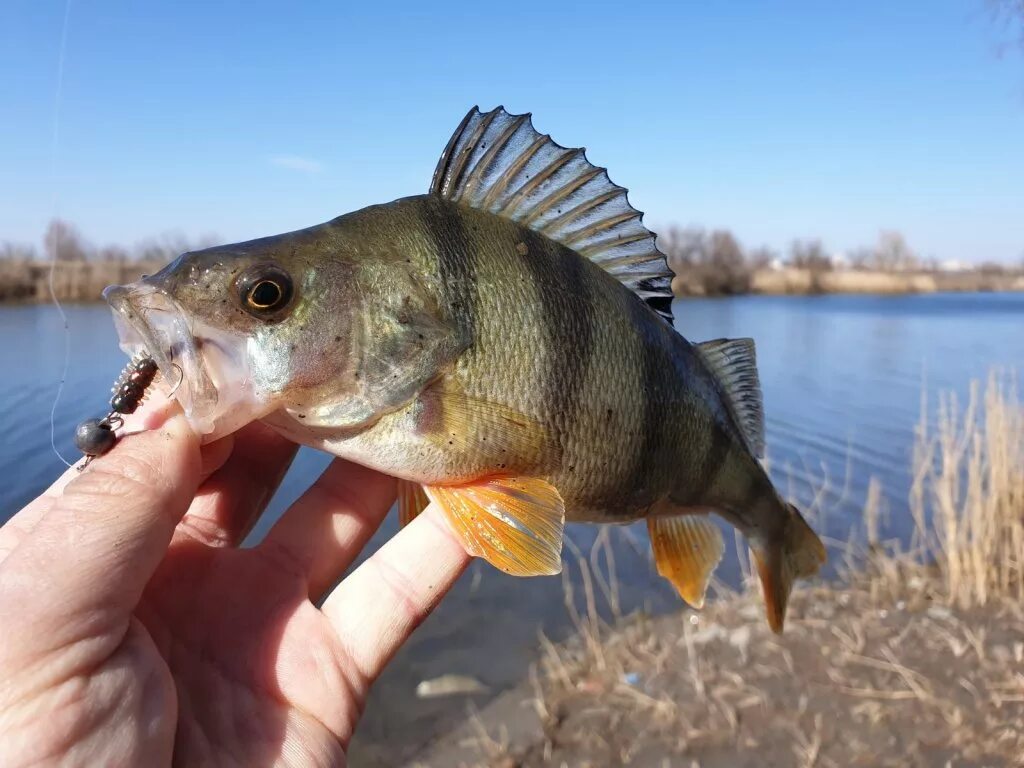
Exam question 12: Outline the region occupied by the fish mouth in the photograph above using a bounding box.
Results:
[103,282,220,434]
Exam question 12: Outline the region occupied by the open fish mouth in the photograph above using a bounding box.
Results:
[104,280,273,441]
[103,282,221,433]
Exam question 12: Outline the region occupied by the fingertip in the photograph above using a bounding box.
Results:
[6,410,205,631]
[418,503,473,566]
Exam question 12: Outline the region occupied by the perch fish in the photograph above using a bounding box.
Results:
[103,107,826,632]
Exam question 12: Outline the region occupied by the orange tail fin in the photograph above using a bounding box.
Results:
[750,504,826,633]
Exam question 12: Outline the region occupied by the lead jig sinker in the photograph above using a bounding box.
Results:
[74,353,162,468]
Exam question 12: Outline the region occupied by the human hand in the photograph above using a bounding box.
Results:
[0,404,470,767]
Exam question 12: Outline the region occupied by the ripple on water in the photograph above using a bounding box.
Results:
[2,294,1022,762]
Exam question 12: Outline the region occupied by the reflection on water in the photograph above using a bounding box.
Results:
[1,293,1022,763]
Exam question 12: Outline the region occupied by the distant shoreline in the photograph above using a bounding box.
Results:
[0,259,165,304]
[1,259,1022,304]
[674,266,1024,296]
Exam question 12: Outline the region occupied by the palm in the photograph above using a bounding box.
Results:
[0,416,468,768]
[135,543,350,766]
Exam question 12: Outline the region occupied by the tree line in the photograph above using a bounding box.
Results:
[0,219,219,265]
[1,218,1020,302]
[0,220,220,302]
[658,226,1021,295]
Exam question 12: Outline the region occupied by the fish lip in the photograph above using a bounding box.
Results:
[102,282,217,424]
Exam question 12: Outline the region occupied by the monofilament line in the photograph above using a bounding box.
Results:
[48,0,75,469]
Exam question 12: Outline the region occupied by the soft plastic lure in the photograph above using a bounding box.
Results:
[73,353,159,467]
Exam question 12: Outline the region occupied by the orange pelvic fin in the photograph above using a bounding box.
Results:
[398,480,430,528]
[425,477,565,576]
[647,512,725,609]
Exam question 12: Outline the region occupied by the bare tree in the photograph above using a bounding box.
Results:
[707,230,744,268]
[0,242,38,261]
[44,219,92,262]
[699,229,750,294]
[873,230,918,272]
[978,260,1007,275]
[747,246,778,270]
[97,245,131,263]
[134,231,220,262]
[658,226,707,271]
[788,239,833,271]
[847,247,874,270]
[787,239,833,293]
[989,0,1024,51]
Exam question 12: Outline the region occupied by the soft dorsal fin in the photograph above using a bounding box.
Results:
[429,106,675,324]
[696,338,765,457]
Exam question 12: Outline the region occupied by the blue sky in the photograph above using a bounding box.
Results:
[1,0,1022,264]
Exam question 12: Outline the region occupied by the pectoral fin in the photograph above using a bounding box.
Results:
[398,480,430,527]
[417,382,561,467]
[425,477,565,576]
[648,513,725,609]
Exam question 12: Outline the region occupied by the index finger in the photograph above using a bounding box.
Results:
[0,402,229,567]
[0,408,203,654]
[318,503,471,687]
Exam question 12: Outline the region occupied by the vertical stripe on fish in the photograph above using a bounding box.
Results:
[518,228,595,447]
[419,197,477,344]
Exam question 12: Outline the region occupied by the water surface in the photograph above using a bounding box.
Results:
[1,293,1021,763]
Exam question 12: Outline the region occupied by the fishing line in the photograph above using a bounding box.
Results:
[48,0,75,469]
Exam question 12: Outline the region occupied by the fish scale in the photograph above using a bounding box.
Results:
[102,106,826,632]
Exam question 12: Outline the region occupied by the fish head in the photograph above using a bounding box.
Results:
[103,226,363,441]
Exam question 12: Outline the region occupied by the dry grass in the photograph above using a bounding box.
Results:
[0,259,162,303]
[511,575,1024,766]
[911,372,1024,607]
[426,370,1024,767]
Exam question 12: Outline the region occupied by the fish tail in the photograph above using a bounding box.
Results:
[750,502,826,634]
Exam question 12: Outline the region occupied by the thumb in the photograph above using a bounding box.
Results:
[1,408,201,648]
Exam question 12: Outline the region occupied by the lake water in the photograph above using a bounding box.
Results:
[2,293,1022,763]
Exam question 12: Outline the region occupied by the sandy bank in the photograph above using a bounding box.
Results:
[413,572,1024,767]
[413,373,1022,767]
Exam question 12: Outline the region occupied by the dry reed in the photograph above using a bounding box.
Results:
[0,259,162,303]
[508,369,1024,766]
[418,368,1024,766]
[909,371,1024,607]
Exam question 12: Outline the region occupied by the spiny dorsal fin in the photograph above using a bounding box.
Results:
[696,338,765,458]
[430,106,675,324]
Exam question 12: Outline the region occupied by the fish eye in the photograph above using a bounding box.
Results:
[250,280,282,308]
[236,264,294,318]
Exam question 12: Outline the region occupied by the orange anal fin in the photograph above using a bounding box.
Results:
[398,480,430,528]
[647,513,725,609]
[425,477,564,576]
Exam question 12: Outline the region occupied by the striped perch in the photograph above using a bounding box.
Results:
[103,107,826,632]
